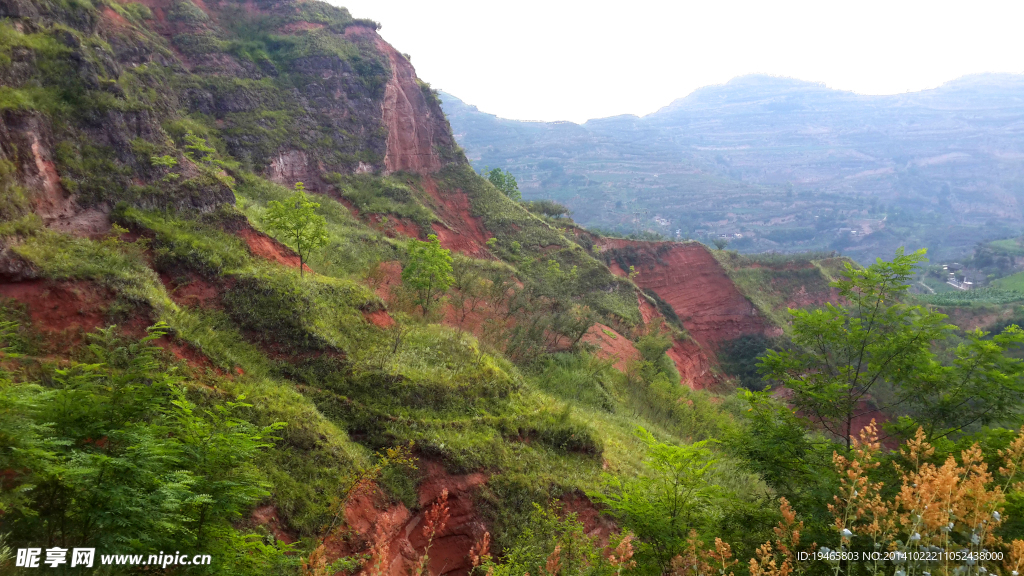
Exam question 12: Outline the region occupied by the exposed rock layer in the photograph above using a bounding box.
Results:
[600,240,769,351]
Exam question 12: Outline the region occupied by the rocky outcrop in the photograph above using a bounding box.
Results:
[0,0,466,233]
[338,461,489,576]
[345,28,456,175]
[601,240,770,352]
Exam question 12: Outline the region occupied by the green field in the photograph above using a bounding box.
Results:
[915,287,1024,306]
[993,270,1024,291]
[988,238,1024,256]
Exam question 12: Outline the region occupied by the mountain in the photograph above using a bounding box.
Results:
[0,0,852,571]
[441,74,1024,262]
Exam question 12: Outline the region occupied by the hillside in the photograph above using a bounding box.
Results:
[3,1,1022,575]
[441,74,1024,263]
[0,0,816,571]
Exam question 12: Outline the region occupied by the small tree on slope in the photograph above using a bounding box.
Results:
[264,182,328,278]
[402,234,454,316]
[487,168,521,201]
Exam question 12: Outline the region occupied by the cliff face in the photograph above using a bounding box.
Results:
[600,239,772,349]
[636,292,717,389]
[595,239,785,388]
[344,27,453,174]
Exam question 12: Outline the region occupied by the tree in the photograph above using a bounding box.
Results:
[525,199,570,219]
[402,234,454,315]
[901,324,1024,441]
[712,238,729,250]
[183,131,216,164]
[759,248,1024,448]
[170,388,284,547]
[590,427,719,571]
[264,182,329,278]
[2,323,288,570]
[487,168,521,201]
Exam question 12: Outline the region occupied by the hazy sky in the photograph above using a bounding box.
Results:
[333,0,1024,123]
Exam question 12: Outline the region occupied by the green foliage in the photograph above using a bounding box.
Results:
[900,325,1024,440]
[54,139,132,205]
[536,353,616,411]
[724,389,837,543]
[14,229,174,313]
[635,330,676,381]
[325,173,435,227]
[234,173,396,278]
[436,164,641,332]
[717,335,772,390]
[0,323,291,572]
[402,234,454,315]
[264,183,329,277]
[760,249,948,447]
[170,386,286,545]
[714,250,843,330]
[225,271,374,352]
[761,249,1024,447]
[991,270,1024,291]
[524,199,570,219]
[119,206,251,275]
[0,159,29,222]
[915,286,1024,306]
[487,167,521,201]
[124,2,153,20]
[168,0,210,23]
[986,237,1024,256]
[483,503,627,576]
[589,427,719,571]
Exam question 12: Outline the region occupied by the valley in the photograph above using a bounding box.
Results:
[442,74,1024,263]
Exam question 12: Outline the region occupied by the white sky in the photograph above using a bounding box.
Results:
[332,0,1024,124]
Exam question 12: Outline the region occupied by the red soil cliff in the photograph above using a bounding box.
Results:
[600,240,770,352]
[345,28,454,175]
[636,294,718,389]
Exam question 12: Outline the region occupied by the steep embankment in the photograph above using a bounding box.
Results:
[712,251,845,329]
[343,27,452,174]
[592,239,812,389]
[599,240,773,346]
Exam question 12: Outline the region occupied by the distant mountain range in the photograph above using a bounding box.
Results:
[440,74,1024,262]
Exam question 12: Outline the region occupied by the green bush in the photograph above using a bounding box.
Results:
[0,323,294,572]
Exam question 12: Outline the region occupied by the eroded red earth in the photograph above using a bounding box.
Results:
[581,323,639,372]
[421,176,493,258]
[0,280,111,337]
[599,241,770,353]
[235,227,313,274]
